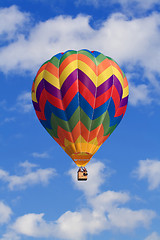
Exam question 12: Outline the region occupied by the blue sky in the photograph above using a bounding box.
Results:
[0,0,160,240]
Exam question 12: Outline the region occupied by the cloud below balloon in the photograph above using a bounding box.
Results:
[0,160,155,240]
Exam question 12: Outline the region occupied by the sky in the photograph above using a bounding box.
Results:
[0,0,160,240]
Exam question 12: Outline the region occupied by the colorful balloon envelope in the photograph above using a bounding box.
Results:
[32,50,129,167]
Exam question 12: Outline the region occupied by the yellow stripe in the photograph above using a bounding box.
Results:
[78,60,97,86]
[122,85,129,98]
[60,60,77,87]
[32,70,60,102]
[98,66,124,88]
[32,72,44,102]
[43,70,60,89]
[32,91,37,103]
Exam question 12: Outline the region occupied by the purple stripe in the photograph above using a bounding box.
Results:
[120,96,128,107]
[78,69,96,96]
[113,76,123,100]
[36,80,44,102]
[96,76,113,97]
[96,75,123,100]
[44,79,62,99]
[32,101,41,111]
[61,69,78,98]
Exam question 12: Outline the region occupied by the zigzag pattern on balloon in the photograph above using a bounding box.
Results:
[32,50,129,166]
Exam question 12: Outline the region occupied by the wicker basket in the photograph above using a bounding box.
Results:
[77,171,88,181]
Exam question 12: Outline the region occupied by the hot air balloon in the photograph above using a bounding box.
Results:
[32,50,129,181]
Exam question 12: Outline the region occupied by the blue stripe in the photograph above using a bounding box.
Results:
[93,99,110,120]
[92,51,101,58]
[40,94,124,128]
[65,93,79,119]
[79,94,93,119]
[108,98,123,126]
[54,53,63,60]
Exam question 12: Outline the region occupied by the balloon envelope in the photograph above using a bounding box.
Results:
[32,50,129,166]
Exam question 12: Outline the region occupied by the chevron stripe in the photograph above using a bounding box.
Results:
[32,49,129,164]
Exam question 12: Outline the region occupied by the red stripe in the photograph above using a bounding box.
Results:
[95,87,112,108]
[79,81,95,108]
[47,92,64,110]
[111,86,121,112]
[115,105,127,117]
[36,89,47,120]
[62,80,78,109]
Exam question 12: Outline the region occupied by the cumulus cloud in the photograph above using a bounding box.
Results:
[145,232,160,240]
[129,81,152,106]
[0,231,20,240]
[76,0,160,12]
[16,92,32,113]
[68,160,110,197]
[0,202,12,225]
[134,159,160,190]
[0,5,30,42]
[0,161,56,190]
[8,160,155,240]
[0,7,160,105]
[32,152,50,159]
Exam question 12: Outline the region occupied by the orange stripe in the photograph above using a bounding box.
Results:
[45,62,59,78]
[88,124,102,142]
[71,121,81,141]
[98,58,111,75]
[80,122,89,141]
[123,76,128,88]
[98,58,123,79]
[59,54,77,76]
[57,126,74,144]
[53,137,65,147]
[98,134,110,145]
[35,63,47,79]
[78,54,97,73]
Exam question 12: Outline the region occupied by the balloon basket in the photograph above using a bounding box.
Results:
[77,167,88,181]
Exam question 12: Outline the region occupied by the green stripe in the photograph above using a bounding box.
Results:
[59,50,77,65]
[78,50,96,64]
[96,53,107,65]
[49,56,60,68]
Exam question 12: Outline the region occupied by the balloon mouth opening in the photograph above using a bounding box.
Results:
[71,152,92,167]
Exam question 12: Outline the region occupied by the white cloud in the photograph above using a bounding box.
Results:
[32,152,50,159]
[145,232,160,240]
[12,213,55,237]
[0,5,30,41]
[0,202,12,225]
[16,92,32,113]
[68,160,109,197]
[9,160,155,240]
[0,231,20,240]
[107,208,155,231]
[19,160,37,173]
[0,161,56,190]
[129,82,152,106]
[76,0,160,11]
[0,7,160,105]
[134,159,160,190]
[90,190,130,212]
